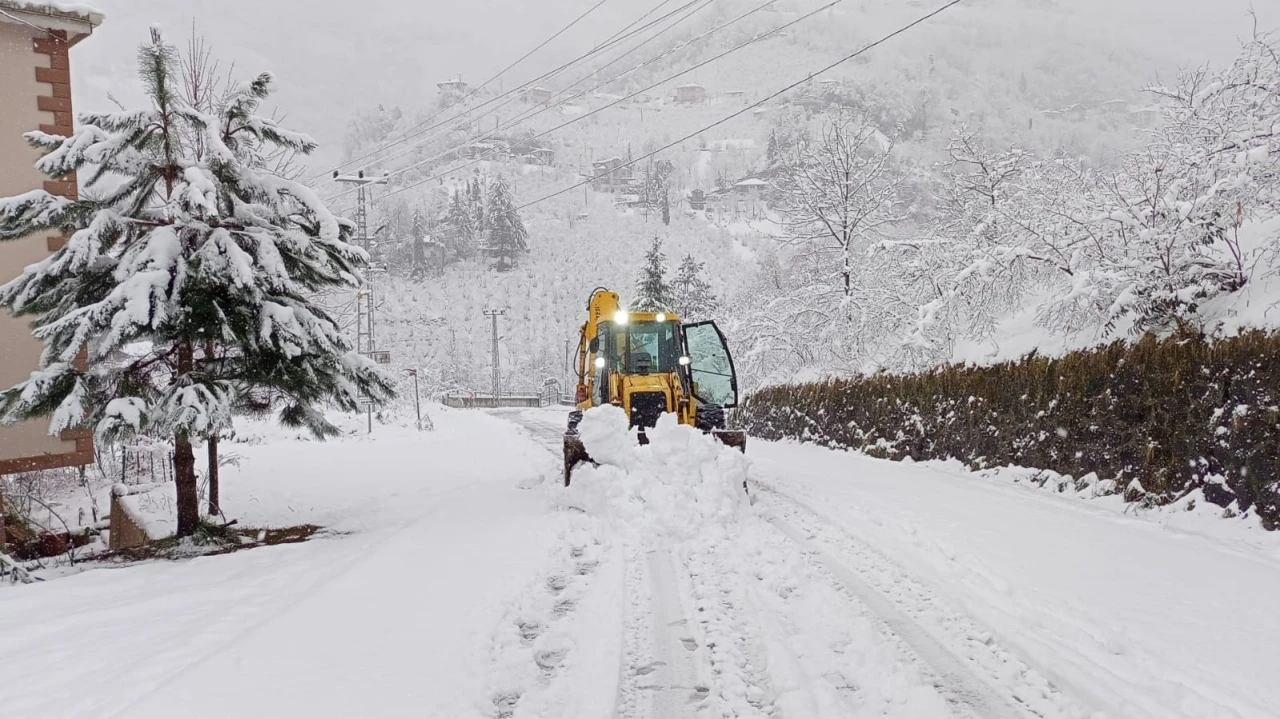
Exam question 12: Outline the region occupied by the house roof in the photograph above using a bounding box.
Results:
[676,83,705,90]
[734,178,768,187]
[0,0,103,32]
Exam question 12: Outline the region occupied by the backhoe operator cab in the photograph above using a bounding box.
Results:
[564,288,746,485]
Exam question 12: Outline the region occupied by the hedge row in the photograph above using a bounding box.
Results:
[738,331,1280,529]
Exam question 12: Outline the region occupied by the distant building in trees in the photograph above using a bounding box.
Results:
[522,86,554,104]
[793,95,827,114]
[675,83,708,104]
[437,78,469,95]
[590,156,636,193]
[523,147,555,166]
[1130,106,1160,127]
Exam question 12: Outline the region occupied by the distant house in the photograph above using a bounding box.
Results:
[437,78,468,95]
[591,157,636,192]
[1100,99,1130,115]
[723,90,746,103]
[688,188,707,211]
[1130,107,1160,128]
[523,147,555,166]
[522,86,554,104]
[460,141,508,161]
[731,178,769,200]
[793,95,827,113]
[817,78,841,91]
[675,83,708,104]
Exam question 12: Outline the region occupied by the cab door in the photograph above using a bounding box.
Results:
[680,321,739,408]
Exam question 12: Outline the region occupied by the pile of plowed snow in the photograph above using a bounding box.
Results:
[563,406,751,539]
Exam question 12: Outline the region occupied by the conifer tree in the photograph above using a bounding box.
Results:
[672,254,718,321]
[0,31,395,537]
[442,190,475,261]
[409,208,428,279]
[632,237,673,311]
[485,176,528,272]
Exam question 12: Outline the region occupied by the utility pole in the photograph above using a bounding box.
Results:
[483,309,506,408]
[334,170,389,432]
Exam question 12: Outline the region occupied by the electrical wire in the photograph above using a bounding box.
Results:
[313,0,682,182]
[323,0,725,199]
[366,0,842,204]
[504,0,966,214]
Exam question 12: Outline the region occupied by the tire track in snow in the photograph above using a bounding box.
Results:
[751,482,1096,719]
[615,547,713,719]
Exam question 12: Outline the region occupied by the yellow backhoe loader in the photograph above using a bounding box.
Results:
[563,288,747,485]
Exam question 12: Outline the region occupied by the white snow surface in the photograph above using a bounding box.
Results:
[3,407,1279,719]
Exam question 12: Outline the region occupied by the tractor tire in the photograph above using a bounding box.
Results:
[695,404,727,432]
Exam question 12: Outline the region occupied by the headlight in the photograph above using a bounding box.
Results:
[655,313,667,322]
[613,310,629,325]
[594,357,606,369]
[678,356,691,366]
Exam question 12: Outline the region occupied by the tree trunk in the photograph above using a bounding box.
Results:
[174,431,199,537]
[206,434,220,518]
[173,341,200,537]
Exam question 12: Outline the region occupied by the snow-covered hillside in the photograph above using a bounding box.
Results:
[55,0,1280,394]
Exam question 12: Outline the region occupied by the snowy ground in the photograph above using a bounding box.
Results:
[3,406,1279,719]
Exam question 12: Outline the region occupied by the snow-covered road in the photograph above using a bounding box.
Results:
[3,406,1278,719]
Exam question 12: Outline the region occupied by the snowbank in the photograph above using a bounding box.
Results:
[565,406,751,539]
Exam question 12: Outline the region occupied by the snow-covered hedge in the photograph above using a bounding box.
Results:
[739,330,1280,529]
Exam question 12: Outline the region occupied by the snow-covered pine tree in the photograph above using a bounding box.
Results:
[0,31,395,537]
[410,207,428,279]
[632,236,673,311]
[485,176,528,272]
[671,254,718,321]
[442,189,476,261]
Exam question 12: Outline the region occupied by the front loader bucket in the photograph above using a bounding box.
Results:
[564,432,590,486]
[712,429,747,453]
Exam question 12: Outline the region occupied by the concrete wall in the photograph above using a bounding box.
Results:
[0,19,92,473]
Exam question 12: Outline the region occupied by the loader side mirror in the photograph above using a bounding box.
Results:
[588,337,599,353]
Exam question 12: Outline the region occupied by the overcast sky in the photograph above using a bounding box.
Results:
[69,0,1277,171]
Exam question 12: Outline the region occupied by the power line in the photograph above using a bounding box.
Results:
[314,0,686,182]
[368,0,831,204]
[324,0,727,203]
[319,0,708,191]
[504,0,962,212]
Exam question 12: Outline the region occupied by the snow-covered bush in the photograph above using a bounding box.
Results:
[741,329,1280,529]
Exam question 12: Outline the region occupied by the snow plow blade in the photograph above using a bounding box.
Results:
[564,432,589,486]
[562,428,747,486]
[713,429,747,453]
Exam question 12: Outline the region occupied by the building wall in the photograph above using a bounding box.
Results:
[0,23,91,473]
